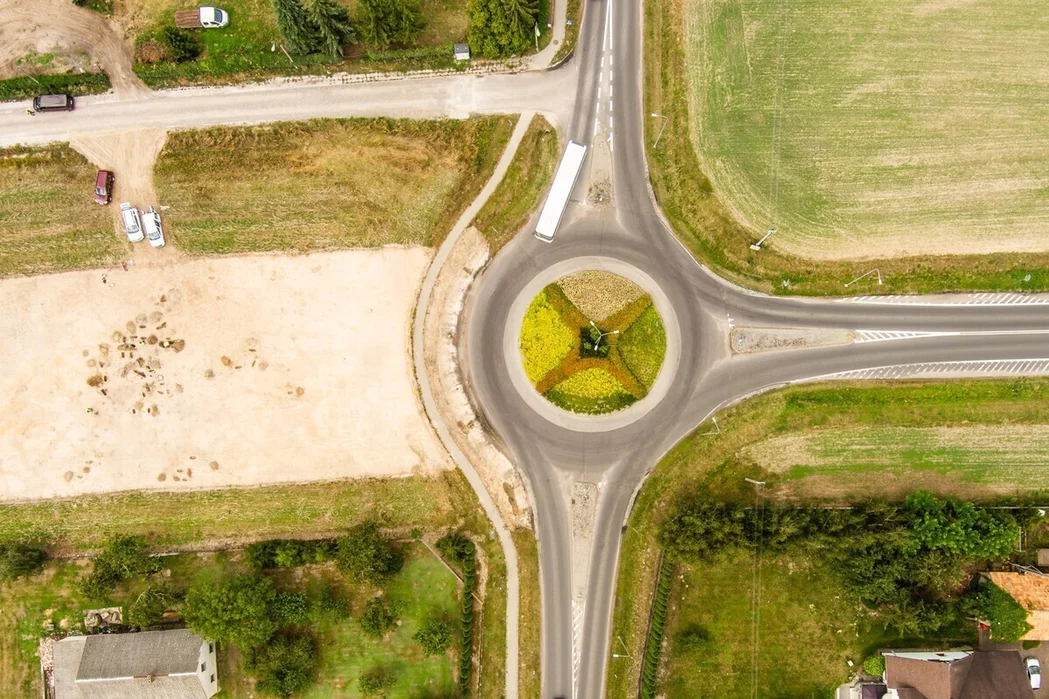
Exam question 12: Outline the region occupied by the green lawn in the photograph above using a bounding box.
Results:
[606,377,1049,697]
[643,0,1049,295]
[472,114,560,252]
[0,144,125,277]
[618,304,666,388]
[153,117,515,254]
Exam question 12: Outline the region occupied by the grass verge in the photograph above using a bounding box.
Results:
[154,116,516,253]
[644,0,1049,295]
[606,377,1049,697]
[0,73,111,103]
[0,144,126,278]
[513,530,541,699]
[551,0,583,65]
[471,114,560,252]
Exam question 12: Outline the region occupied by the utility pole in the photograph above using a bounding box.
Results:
[750,228,776,252]
[650,113,668,149]
[844,269,883,288]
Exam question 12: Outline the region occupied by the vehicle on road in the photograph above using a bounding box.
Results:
[33,94,74,112]
[94,170,113,206]
[535,140,588,243]
[174,6,229,28]
[142,206,165,248]
[120,203,143,242]
[1028,656,1041,689]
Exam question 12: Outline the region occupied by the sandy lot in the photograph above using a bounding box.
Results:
[0,247,452,501]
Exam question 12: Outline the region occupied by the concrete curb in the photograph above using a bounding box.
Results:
[412,112,536,699]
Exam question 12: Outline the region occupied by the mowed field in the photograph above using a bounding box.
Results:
[687,0,1049,259]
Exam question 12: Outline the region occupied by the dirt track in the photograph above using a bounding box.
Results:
[0,0,146,96]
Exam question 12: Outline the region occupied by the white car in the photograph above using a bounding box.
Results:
[142,206,165,248]
[1028,656,1042,690]
[120,203,143,243]
[199,6,229,27]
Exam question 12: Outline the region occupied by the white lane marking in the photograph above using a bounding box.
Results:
[609,133,614,152]
[572,601,585,699]
[842,293,1049,306]
[609,84,613,99]
[602,0,611,52]
[855,328,1049,343]
[609,116,614,131]
[609,0,613,52]
[593,118,599,136]
[815,358,1049,381]
[609,55,613,67]
[597,86,601,101]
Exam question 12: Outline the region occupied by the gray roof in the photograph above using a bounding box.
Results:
[76,628,203,680]
[52,636,87,699]
[75,675,209,699]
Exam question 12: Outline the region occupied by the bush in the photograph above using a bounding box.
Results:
[159,27,203,63]
[358,666,397,696]
[79,535,159,600]
[246,633,318,698]
[964,581,1032,642]
[244,539,336,570]
[863,654,886,677]
[310,581,349,621]
[1024,640,1042,650]
[355,0,425,50]
[414,618,452,656]
[358,597,398,639]
[134,38,170,64]
[0,73,110,102]
[275,592,310,624]
[184,574,279,649]
[126,582,177,630]
[467,0,539,59]
[674,624,711,655]
[336,523,402,584]
[0,542,47,583]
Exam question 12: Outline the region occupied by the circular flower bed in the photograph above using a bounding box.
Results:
[518,271,667,415]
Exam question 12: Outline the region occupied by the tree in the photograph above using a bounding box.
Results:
[904,492,1018,559]
[658,500,748,561]
[674,624,711,655]
[245,633,318,698]
[126,582,177,630]
[436,532,474,565]
[159,27,203,62]
[0,542,47,583]
[964,582,1032,643]
[272,0,320,54]
[275,591,310,624]
[358,666,397,696]
[79,535,160,600]
[467,0,538,59]
[358,597,398,639]
[413,618,452,656]
[307,0,355,59]
[184,574,279,649]
[336,522,402,583]
[355,0,425,50]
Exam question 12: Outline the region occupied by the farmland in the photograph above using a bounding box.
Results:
[685,0,1049,260]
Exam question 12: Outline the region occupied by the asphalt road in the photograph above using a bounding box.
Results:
[461,1,1049,698]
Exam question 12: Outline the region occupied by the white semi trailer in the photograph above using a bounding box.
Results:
[534,141,588,243]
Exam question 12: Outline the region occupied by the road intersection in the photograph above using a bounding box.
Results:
[3,2,1049,698]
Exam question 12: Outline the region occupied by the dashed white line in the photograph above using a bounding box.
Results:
[842,293,1049,306]
[815,358,1049,381]
[609,84,613,99]
[572,602,585,699]
[597,86,601,101]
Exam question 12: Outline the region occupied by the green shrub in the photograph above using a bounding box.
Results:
[414,617,452,656]
[246,632,318,698]
[0,73,110,102]
[126,582,177,630]
[467,0,539,58]
[640,559,675,699]
[863,654,886,677]
[184,574,279,649]
[1023,640,1041,650]
[336,523,402,584]
[358,597,398,639]
[79,535,160,600]
[159,27,203,63]
[310,582,349,621]
[0,542,48,583]
[674,623,711,655]
[964,581,1032,642]
[275,592,310,624]
[358,666,397,696]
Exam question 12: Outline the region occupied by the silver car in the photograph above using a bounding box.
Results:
[1028,656,1041,690]
[120,203,143,243]
[142,206,165,248]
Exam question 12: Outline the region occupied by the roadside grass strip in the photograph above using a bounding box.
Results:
[518,273,667,415]
[154,116,515,254]
[0,144,125,277]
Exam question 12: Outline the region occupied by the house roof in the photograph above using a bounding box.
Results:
[885,650,1033,699]
[52,636,87,699]
[988,572,1049,612]
[76,628,203,680]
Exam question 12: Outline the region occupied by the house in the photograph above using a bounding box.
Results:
[988,571,1049,640]
[51,628,218,699]
[454,43,471,61]
[883,650,1034,699]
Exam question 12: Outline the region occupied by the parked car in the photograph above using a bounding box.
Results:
[94,170,114,205]
[1028,656,1041,690]
[142,206,165,248]
[174,6,229,28]
[32,94,74,112]
[120,203,143,243]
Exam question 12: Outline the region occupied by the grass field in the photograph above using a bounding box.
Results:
[688,0,1049,260]
[154,117,515,254]
[605,377,1049,697]
[644,0,1049,295]
[0,144,125,277]
[513,531,541,699]
[472,114,560,252]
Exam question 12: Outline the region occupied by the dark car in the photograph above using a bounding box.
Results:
[94,170,114,206]
[33,94,75,112]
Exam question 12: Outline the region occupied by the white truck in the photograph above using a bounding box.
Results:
[174,6,230,28]
[535,141,588,243]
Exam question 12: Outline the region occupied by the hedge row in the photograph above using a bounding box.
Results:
[436,532,478,695]
[0,73,111,103]
[243,538,337,571]
[639,557,675,699]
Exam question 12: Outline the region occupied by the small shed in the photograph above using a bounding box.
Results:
[454,43,471,62]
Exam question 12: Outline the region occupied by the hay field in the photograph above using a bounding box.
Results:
[687,0,1049,259]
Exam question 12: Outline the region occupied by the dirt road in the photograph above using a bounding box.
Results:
[0,0,146,97]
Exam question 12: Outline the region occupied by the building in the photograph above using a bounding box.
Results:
[52,628,218,699]
[454,43,471,61]
[988,571,1049,640]
[883,650,1033,699]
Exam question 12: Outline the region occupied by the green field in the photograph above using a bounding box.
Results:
[0,144,125,277]
[687,0,1049,260]
[154,117,515,254]
[606,378,1049,697]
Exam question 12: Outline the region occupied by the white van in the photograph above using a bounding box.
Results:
[142,206,165,248]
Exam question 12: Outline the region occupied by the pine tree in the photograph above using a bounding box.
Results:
[356,0,425,50]
[307,0,355,59]
[272,0,320,54]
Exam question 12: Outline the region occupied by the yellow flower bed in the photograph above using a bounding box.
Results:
[553,367,626,399]
[520,291,576,384]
